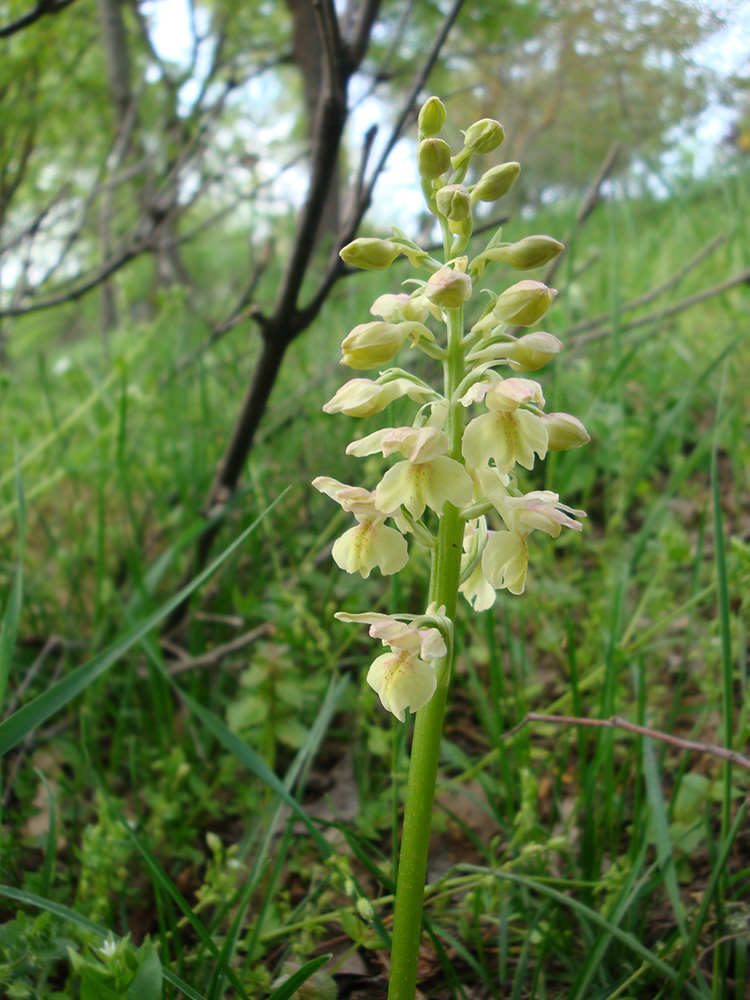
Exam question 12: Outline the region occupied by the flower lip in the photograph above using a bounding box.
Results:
[367,648,437,722]
[332,518,409,577]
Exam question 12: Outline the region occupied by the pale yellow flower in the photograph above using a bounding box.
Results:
[313,477,408,577]
[462,408,548,473]
[480,490,585,595]
[367,649,437,722]
[466,332,562,372]
[332,518,409,578]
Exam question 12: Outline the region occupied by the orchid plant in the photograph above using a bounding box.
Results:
[314,97,590,1000]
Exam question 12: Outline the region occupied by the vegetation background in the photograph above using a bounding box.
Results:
[1,0,749,997]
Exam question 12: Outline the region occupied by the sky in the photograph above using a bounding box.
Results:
[142,0,750,216]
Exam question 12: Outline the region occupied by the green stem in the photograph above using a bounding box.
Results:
[387,305,465,1000]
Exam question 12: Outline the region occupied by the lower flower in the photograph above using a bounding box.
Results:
[367,648,437,722]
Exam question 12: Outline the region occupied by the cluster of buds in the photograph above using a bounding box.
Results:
[314,97,589,723]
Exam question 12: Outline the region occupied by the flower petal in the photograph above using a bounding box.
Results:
[459,561,497,611]
[482,530,529,595]
[462,409,548,473]
[375,457,473,518]
[367,649,437,722]
[501,491,586,537]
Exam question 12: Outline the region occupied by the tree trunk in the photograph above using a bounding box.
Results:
[96,0,188,321]
[96,0,132,334]
[96,0,132,126]
[287,0,341,243]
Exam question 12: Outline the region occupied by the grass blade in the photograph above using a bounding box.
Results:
[465,865,704,998]
[671,801,747,998]
[266,954,332,1000]
[0,465,25,709]
[641,737,687,939]
[95,789,251,1000]
[0,489,288,757]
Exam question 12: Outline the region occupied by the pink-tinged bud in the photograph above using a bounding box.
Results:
[418,96,446,138]
[463,118,504,154]
[417,138,452,179]
[471,162,520,203]
[492,280,557,327]
[424,267,472,309]
[435,184,471,222]
[340,321,405,369]
[487,235,564,270]
[340,238,401,270]
[541,412,591,451]
[370,292,429,323]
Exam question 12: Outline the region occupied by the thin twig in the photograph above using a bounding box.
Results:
[2,636,63,719]
[566,233,727,337]
[502,711,750,772]
[167,240,274,381]
[299,0,466,327]
[542,142,623,288]
[0,0,78,38]
[157,623,274,676]
[571,267,750,348]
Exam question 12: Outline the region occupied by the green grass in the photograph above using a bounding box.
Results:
[1,166,749,998]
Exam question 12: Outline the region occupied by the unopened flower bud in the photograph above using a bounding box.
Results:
[492,280,556,327]
[370,292,429,323]
[467,331,562,371]
[417,138,451,179]
[206,831,222,855]
[435,184,471,222]
[355,895,376,921]
[418,96,446,138]
[501,331,562,371]
[340,321,405,369]
[340,238,401,271]
[463,118,504,154]
[471,162,520,203]
[488,235,564,270]
[541,412,591,451]
[425,267,472,309]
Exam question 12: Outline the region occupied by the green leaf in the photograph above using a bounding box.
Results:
[127,939,162,1000]
[79,973,124,1000]
[95,791,250,1000]
[670,801,747,998]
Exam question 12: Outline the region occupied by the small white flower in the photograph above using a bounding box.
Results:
[98,936,119,958]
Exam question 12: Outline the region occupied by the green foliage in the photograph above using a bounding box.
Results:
[67,935,162,1000]
[1,9,749,987]
[0,911,70,999]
